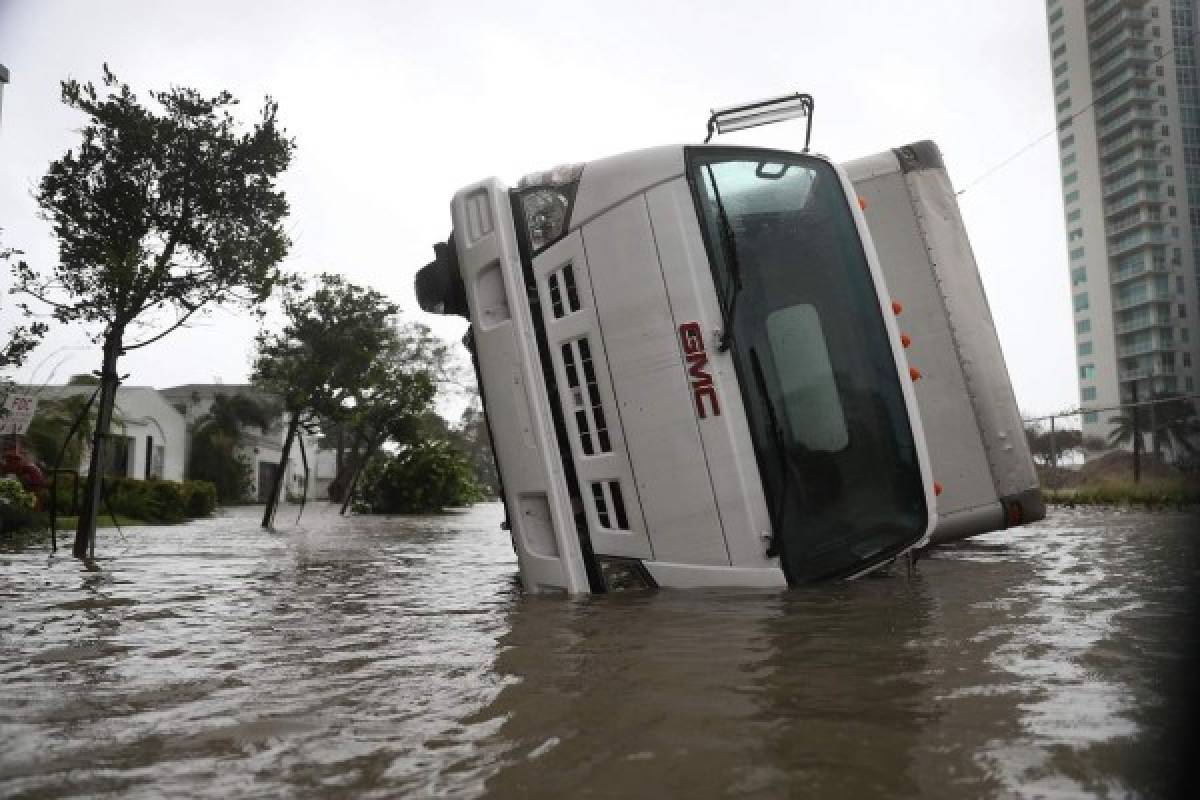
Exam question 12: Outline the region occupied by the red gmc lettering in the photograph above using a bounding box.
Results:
[679,322,721,419]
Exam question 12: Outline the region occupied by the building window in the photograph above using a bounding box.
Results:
[1188,377,1195,391]
[1074,292,1089,312]
[1049,7,1063,24]
[1056,79,1070,95]
[1070,247,1085,260]
[1080,364,1095,380]
[1054,61,1069,78]
[1183,327,1190,342]
[1076,318,1091,334]
[1065,190,1079,204]
[1078,341,1094,356]
[1084,412,1099,424]
[1184,353,1193,368]
[1181,303,1189,318]
[1082,387,1097,402]
[1063,172,1078,186]
[1053,44,1067,60]
[1069,227,1083,241]
[1051,26,1064,41]
[1057,98,1072,113]
[1068,209,1081,222]
[1062,151,1076,166]
[1061,133,1075,148]
[1072,266,1087,285]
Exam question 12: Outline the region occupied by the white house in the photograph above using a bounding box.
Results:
[161,384,326,501]
[25,384,187,481]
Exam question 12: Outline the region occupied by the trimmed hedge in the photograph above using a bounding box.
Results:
[46,476,217,523]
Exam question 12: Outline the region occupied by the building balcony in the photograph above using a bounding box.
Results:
[1108,232,1168,257]
[1115,312,1173,333]
[1091,28,1150,67]
[1097,105,1157,138]
[1113,287,1172,311]
[1102,171,1161,199]
[1118,338,1174,357]
[1111,259,1168,284]
[1093,46,1154,85]
[1099,126,1156,158]
[1107,208,1162,236]
[1104,188,1162,217]
[1101,147,1157,177]
[1090,8,1148,44]
[1087,0,1148,28]
[1119,363,1175,381]
[1093,66,1154,101]
[1096,87,1156,121]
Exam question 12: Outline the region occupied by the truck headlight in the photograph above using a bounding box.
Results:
[597,556,657,592]
[516,163,584,253]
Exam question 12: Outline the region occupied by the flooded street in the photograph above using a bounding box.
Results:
[1,504,1197,799]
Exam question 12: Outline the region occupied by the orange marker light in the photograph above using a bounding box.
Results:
[934,481,944,497]
[892,300,903,315]
[901,333,912,348]
[858,196,868,211]
[909,366,922,381]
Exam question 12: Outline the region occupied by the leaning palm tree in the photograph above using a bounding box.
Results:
[1147,393,1200,463]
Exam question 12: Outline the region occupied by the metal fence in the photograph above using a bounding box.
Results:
[1022,392,1200,484]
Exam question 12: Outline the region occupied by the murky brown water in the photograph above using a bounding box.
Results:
[1,504,1197,798]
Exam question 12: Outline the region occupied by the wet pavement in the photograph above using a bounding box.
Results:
[1,503,1197,798]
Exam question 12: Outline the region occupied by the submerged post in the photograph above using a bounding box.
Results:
[1131,383,1141,484]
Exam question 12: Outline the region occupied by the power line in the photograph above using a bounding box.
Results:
[1023,391,1200,424]
[958,45,1177,196]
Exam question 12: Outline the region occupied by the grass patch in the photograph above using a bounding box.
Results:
[1043,479,1200,509]
[44,514,151,529]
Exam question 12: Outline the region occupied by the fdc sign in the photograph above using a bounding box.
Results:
[0,393,38,435]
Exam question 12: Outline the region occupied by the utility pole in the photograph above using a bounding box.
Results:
[1,64,10,131]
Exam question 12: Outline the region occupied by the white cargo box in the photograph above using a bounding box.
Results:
[844,141,1043,543]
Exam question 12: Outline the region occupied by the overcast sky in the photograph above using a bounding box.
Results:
[1,0,1071,416]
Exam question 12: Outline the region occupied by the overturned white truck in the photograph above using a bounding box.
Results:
[417,94,1040,593]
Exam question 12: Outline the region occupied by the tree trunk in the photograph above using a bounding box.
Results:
[262,412,300,529]
[339,434,378,515]
[74,331,122,559]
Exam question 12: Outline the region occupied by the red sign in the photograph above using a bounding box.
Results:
[679,322,721,419]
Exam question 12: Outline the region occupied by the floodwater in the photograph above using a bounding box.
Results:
[1,504,1198,799]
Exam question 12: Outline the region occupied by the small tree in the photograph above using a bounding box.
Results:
[8,66,294,557]
[252,274,401,527]
[329,321,447,508]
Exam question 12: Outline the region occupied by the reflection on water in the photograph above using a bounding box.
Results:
[1,504,1196,798]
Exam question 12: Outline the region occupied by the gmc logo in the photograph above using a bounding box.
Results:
[679,322,721,419]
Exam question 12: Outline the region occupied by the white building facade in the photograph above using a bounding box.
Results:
[1048,0,1200,440]
[28,385,188,481]
[161,384,321,501]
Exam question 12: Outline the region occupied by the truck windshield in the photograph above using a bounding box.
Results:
[687,148,927,583]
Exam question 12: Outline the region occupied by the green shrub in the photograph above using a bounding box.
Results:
[77,476,219,523]
[0,477,38,533]
[184,480,217,517]
[359,441,481,514]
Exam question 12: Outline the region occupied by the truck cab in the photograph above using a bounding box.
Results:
[418,133,937,592]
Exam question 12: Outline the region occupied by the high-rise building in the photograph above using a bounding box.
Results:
[1047,0,1200,443]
